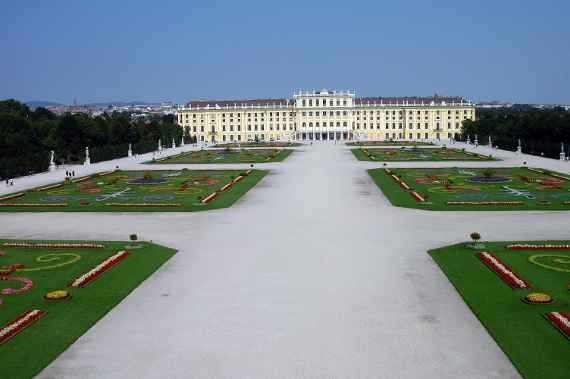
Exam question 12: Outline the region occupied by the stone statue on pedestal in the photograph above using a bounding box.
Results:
[84,147,91,166]
[49,150,56,172]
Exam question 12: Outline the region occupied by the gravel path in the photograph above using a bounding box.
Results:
[3,141,569,378]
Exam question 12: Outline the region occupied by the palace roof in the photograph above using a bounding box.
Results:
[354,96,467,105]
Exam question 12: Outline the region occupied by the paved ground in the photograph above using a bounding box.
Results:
[3,142,570,378]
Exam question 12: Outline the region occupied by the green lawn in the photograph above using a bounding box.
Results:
[368,167,570,211]
[148,148,292,164]
[353,147,495,161]
[214,142,302,148]
[346,141,434,146]
[0,169,267,212]
[429,241,570,379]
[0,239,176,379]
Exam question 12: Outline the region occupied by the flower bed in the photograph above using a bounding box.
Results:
[0,310,47,344]
[399,180,411,190]
[0,193,25,202]
[2,242,104,249]
[507,244,570,250]
[34,183,64,192]
[477,251,531,289]
[0,203,67,207]
[104,203,181,207]
[526,168,544,174]
[1,277,34,295]
[72,176,91,184]
[410,191,426,202]
[544,311,570,340]
[245,169,253,175]
[446,201,523,206]
[201,192,218,204]
[219,182,233,192]
[97,170,116,177]
[232,175,244,184]
[69,250,129,288]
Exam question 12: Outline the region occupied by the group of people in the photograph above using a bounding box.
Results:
[4,179,14,186]
[66,170,76,178]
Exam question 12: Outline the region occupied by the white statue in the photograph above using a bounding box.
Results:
[560,142,566,161]
[181,135,185,146]
[84,147,91,166]
[172,137,176,148]
[49,150,56,172]
[158,139,162,151]
[128,143,133,157]
[516,139,522,154]
[488,136,492,147]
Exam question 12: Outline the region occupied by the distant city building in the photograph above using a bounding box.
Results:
[176,89,475,142]
[476,101,513,109]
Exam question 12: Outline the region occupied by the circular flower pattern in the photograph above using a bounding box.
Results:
[44,290,71,301]
[523,292,553,304]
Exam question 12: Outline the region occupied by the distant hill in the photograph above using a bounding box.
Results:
[25,101,65,108]
[84,101,161,107]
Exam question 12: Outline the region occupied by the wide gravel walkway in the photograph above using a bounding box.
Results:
[2,142,569,378]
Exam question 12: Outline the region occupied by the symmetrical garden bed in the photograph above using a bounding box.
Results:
[0,169,266,212]
[429,241,570,379]
[346,140,434,146]
[0,239,175,378]
[368,167,570,211]
[214,142,302,148]
[148,148,292,164]
[353,147,494,161]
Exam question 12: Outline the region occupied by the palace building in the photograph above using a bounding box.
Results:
[176,90,475,142]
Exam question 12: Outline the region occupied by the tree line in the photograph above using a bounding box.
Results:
[462,106,570,159]
[0,99,193,179]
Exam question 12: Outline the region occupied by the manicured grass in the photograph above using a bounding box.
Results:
[148,148,292,164]
[429,241,570,379]
[353,147,495,161]
[346,140,434,146]
[368,166,570,211]
[0,239,176,379]
[214,142,302,148]
[0,169,267,212]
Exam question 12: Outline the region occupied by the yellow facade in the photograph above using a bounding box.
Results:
[176,90,475,143]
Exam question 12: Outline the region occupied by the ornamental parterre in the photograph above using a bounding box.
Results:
[0,309,47,344]
[69,250,129,288]
[544,311,570,340]
[447,201,524,206]
[507,244,570,250]
[2,242,104,249]
[476,251,532,289]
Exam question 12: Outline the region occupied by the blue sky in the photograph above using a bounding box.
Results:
[1,0,569,104]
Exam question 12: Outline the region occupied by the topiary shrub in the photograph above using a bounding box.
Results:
[130,234,138,242]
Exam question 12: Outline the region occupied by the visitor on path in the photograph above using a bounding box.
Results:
[72,170,75,177]
[5,179,8,186]
[10,179,14,186]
